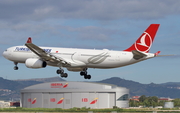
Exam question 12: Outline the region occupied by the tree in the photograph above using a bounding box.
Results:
[144,99,150,107]
[151,96,158,103]
[172,98,180,107]
[139,95,147,102]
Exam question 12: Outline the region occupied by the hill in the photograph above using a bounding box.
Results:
[99,77,180,98]
[14,76,65,82]
[14,76,65,84]
[0,76,65,101]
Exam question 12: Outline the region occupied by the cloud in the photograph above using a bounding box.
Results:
[0,0,179,49]
[66,26,119,41]
[0,0,180,23]
[0,20,123,43]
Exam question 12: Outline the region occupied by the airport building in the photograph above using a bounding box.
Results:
[20,81,129,108]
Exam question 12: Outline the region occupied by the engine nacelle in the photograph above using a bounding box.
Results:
[67,67,84,72]
[25,58,47,69]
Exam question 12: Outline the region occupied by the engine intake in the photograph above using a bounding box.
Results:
[25,58,47,69]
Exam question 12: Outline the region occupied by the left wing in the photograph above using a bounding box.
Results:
[25,37,71,67]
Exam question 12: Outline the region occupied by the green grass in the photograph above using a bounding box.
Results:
[0,107,158,112]
[1,107,180,112]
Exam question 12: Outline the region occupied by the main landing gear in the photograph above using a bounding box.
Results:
[56,68,68,78]
[56,68,91,79]
[80,69,91,79]
[14,62,18,70]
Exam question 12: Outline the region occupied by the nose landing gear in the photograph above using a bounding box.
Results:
[14,62,18,70]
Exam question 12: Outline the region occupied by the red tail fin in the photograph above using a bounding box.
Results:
[124,24,160,53]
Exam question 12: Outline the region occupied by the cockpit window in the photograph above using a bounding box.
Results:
[5,50,7,51]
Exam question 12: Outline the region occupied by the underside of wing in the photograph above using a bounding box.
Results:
[25,37,71,67]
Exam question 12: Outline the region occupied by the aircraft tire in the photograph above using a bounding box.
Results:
[14,66,18,70]
[57,69,64,74]
[60,73,68,78]
[87,75,91,79]
[80,71,86,76]
[84,75,88,79]
[64,73,68,78]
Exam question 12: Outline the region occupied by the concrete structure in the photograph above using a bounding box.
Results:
[21,82,129,108]
[0,101,10,108]
[164,102,174,108]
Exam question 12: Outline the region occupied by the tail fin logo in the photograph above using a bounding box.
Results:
[135,32,152,52]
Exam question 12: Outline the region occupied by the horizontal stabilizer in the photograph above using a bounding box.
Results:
[154,51,161,56]
[156,55,175,57]
[132,50,147,60]
[154,51,175,57]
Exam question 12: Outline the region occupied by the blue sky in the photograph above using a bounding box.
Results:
[0,0,180,84]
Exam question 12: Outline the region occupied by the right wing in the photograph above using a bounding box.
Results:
[25,37,71,67]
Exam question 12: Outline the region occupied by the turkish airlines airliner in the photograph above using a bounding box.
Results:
[3,24,161,79]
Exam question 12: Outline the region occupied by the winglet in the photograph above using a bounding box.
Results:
[154,51,161,56]
[27,37,32,43]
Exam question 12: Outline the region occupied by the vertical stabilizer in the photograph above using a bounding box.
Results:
[124,24,160,53]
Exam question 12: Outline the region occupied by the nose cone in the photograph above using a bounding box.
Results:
[3,51,8,59]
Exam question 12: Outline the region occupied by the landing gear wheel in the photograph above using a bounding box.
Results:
[84,75,91,79]
[80,68,91,79]
[80,71,87,76]
[13,62,18,70]
[56,69,64,74]
[84,75,88,79]
[14,66,18,70]
[87,75,91,79]
[61,73,68,78]
[64,73,68,78]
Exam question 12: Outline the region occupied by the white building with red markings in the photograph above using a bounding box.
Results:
[20,82,129,108]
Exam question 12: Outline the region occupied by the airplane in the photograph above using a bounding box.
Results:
[3,24,161,79]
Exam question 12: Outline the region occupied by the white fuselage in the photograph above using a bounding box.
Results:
[3,45,155,71]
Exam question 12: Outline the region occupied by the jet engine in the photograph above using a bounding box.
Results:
[25,58,47,69]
